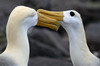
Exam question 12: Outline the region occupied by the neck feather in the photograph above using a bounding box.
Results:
[62,23,100,65]
[4,21,29,65]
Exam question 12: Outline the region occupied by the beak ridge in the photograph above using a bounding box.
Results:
[37,9,64,31]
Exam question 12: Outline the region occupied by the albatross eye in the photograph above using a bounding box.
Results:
[70,11,75,16]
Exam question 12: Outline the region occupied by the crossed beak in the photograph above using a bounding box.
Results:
[37,9,64,31]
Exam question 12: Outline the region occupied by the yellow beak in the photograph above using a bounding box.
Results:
[37,9,64,31]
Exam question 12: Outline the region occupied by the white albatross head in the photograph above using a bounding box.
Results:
[63,10,82,26]
[7,6,38,30]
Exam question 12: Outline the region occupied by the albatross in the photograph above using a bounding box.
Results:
[38,9,100,66]
[0,6,60,66]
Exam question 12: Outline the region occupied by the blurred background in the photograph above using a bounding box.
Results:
[0,0,100,66]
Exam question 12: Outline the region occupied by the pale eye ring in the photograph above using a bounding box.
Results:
[70,11,75,16]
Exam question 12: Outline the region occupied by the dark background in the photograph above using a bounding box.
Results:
[0,0,100,66]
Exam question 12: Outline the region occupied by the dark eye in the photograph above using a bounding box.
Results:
[70,11,75,16]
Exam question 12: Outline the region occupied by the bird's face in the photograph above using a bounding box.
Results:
[62,10,82,27]
[8,6,60,30]
[37,9,82,29]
